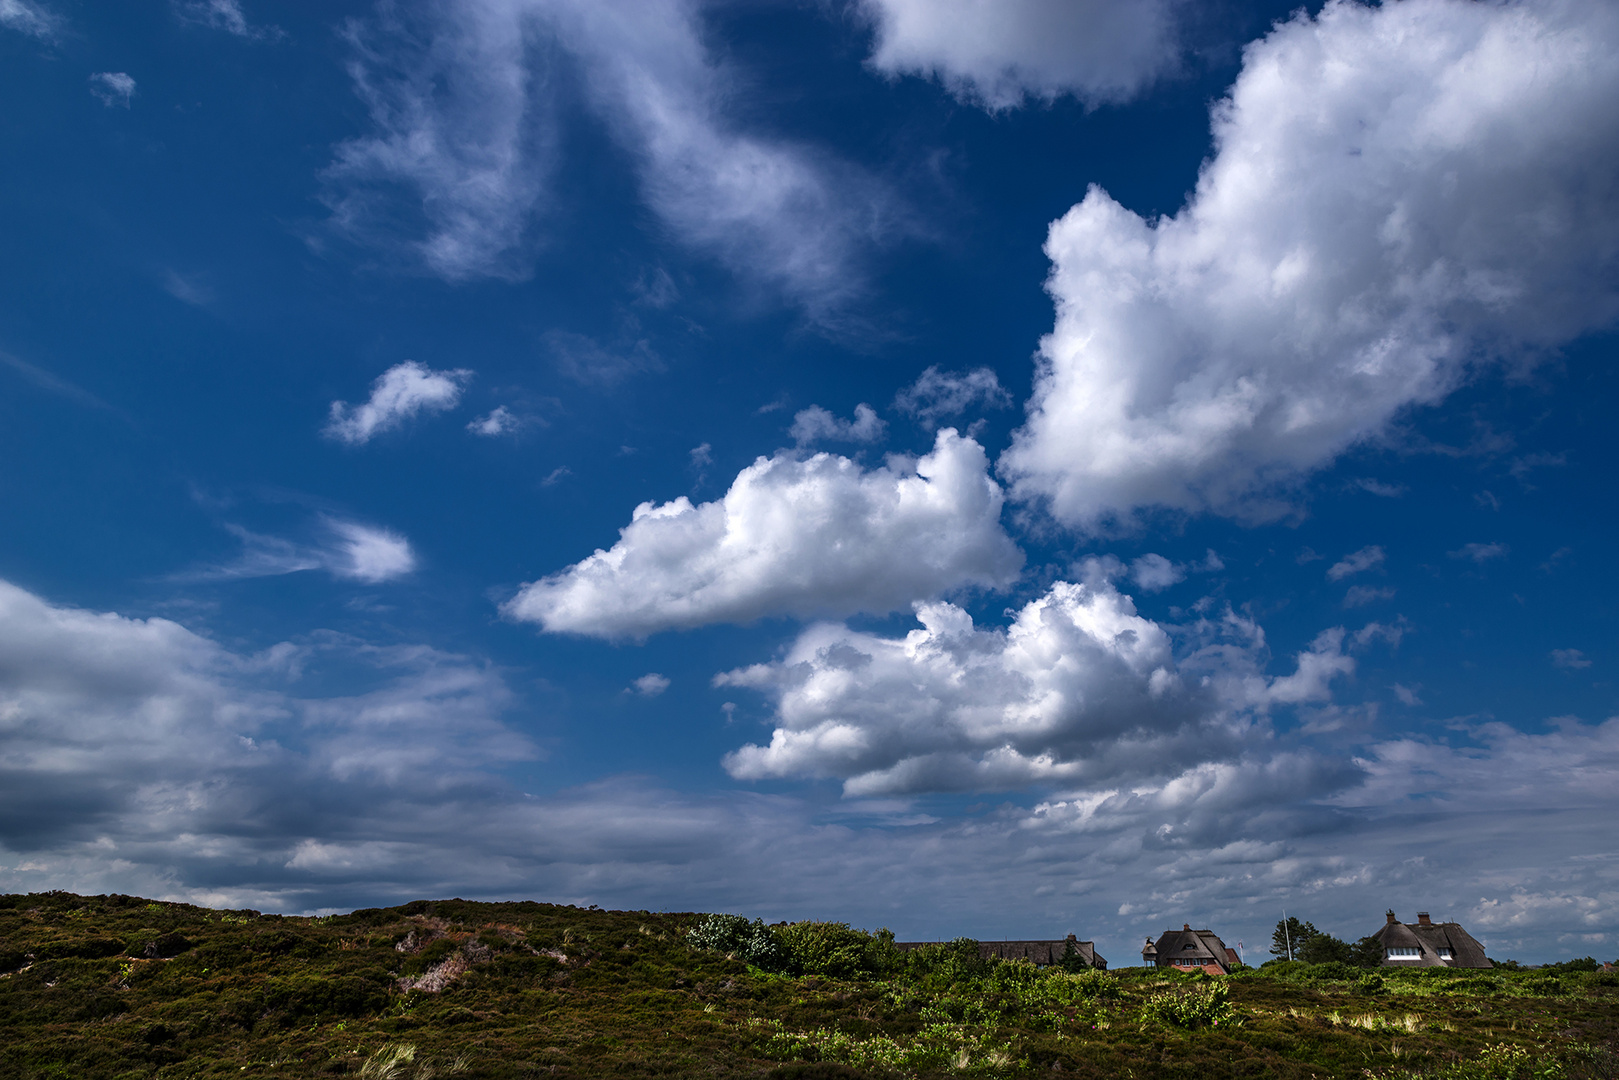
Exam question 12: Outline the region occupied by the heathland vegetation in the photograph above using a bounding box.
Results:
[1,891,1616,1078]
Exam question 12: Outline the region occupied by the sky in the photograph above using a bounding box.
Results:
[2,0,1617,967]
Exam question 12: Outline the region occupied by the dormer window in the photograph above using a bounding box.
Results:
[1438,948,1454,960]
[1386,946,1421,959]
[1183,943,1195,949]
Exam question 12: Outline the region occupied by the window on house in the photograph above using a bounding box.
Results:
[1386,947,1421,959]
[1438,948,1454,959]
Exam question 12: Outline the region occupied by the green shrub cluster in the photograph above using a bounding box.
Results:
[1141,980,1233,1029]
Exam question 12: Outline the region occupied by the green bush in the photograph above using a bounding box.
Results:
[1142,980,1233,1029]
[1355,972,1385,995]
[775,922,896,979]
[686,914,787,971]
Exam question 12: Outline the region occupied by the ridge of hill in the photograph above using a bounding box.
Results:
[1,891,1616,1079]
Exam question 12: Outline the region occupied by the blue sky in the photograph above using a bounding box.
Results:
[2,0,1617,965]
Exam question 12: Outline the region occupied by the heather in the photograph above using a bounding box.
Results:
[2,892,1615,1079]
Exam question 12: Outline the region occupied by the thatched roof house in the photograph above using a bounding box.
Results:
[1372,911,1491,968]
[1144,924,1240,974]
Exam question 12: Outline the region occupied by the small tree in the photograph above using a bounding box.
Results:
[1347,935,1385,969]
[1270,917,1319,961]
[1298,933,1351,966]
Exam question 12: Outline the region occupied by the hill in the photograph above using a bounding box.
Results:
[1,891,1615,1079]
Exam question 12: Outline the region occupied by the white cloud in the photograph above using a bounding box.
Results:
[7,577,1616,964]
[1343,585,1396,608]
[1451,541,1508,563]
[175,0,278,39]
[859,0,1180,110]
[1,0,58,38]
[1001,0,1619,530]
[89,72,136,108]
[630,672,670,697]
[719,578,1356,797]
[0,578,523,868]
[467,405,521,437]
[1129,553,1184,592]
[546,330,661,386]
[789,403,887,447]
[328,520,416,583]
[1551,648,1591,670]
[893,366,1011,425]
[324,361,470,445]
[1327,545,1385,581]
[185,518,416,584]
[1355,478,1407,498]
[328,0,903,317]
[504,428,1023,638]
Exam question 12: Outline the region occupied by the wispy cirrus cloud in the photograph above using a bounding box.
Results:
[182,518,416,585]
[1327,546,1385,582]
[0,0,60,39]
[326,0,908,321]
[174,0,281,40]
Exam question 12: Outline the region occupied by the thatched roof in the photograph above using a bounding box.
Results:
[1145,925,1238,972]
[1372,911,1491,969]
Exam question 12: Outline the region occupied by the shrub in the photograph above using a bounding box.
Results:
[1303,961,1359,983]
[1434,1042,1557,1080]
[775,922,896,980]
[686,914,787,971]
[1142,980,1233,1029]
[1355,973,1385,995]
[899,938,990,987]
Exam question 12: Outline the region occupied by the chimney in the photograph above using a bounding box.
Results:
[1386,910,1398,925]
[1417,912,1431,926]
[1183,923,1191,931]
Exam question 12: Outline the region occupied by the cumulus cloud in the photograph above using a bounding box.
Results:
[1001,0,1619,530]
[504,428,1022,638]
[327,0,903,317]
[89,72,136,108]
[859,0,1180,110]
[789,403,887,447]
[630,673,670,697]
[1129,553,1184,592]
[719,578,1357,797]
[6,577,1617,963]
[0,0,58,38]
[324,361,470,445]
[1551,648,1591,670]
[467,405,531,437]
[893,366,1011,425]
[1327,546,1385,582]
